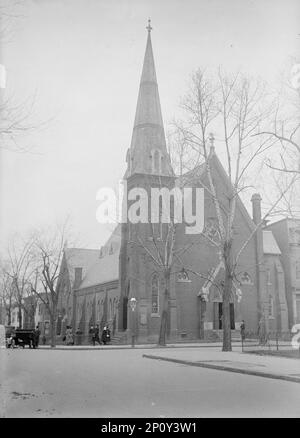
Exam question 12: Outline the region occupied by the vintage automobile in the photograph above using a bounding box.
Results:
[14,329,37,348]
[6,327,37,349]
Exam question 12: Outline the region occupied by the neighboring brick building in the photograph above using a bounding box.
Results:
[262,230,289,332]
[266,218,300,327]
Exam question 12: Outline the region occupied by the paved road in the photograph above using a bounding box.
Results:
[1,347,300,417]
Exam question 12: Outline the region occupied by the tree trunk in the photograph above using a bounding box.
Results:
[50,313,56,348]
[199,299,206,340]
[7,309,11,326]
[222,241,233,352]
[222,279,232,351]
[18,305,22,328]
[158,269,171,346]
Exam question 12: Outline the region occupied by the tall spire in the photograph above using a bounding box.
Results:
[126,21,173,178]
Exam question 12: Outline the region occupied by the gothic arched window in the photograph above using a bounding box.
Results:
[268,295,274,318]
[151,273,159,314]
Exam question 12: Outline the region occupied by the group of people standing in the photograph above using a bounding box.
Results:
[89,324,111,346]
[61,324,111,346]
[65,325,74,345]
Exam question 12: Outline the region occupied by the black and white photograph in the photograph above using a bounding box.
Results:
[0,0,300,422]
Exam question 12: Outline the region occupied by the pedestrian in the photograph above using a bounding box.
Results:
[240,320,246,341]
[258,317,266,345]
[89,325,95,346]
[35,325,41,348]
[66,325,74,345]
[102,325,111,345]
[94,324,101,345]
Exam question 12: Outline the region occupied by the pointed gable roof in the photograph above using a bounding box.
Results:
[125,23,173,178]
[180,149,256,234]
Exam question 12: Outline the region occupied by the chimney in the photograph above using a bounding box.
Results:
[74,267,82,289]
[251,192,268,333]
[251,193,262,225]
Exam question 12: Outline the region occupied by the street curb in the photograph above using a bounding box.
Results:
[35,342,252,351]
[142,354,300,384]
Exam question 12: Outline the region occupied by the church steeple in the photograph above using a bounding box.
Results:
[125,20,173,178]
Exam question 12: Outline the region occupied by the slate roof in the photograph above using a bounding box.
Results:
[64,248,100,286]
[62,225,121,290]
[70,226,121,290]
[263,230,281,255]
[78,250,119,289]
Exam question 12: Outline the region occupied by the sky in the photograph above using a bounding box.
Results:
[0,0,299,250]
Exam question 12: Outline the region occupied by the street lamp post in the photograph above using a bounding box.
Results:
[129,297,137,348]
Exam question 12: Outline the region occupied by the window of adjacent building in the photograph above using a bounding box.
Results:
[151,273,159,315]
[289,227,300,245]
[296,293,300,323]
[296,260,300,280]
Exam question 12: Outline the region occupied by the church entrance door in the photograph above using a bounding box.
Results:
[217,303,235,329]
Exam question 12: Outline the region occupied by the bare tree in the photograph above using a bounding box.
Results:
[30,223,70,348]
[253,63,300,217]
[0,1,38,152]
[4,235,36,328]
[174,68,297,351]
[0,267,14,325]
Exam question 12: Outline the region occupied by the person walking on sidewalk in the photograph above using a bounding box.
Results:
[94,324,101,345]
[102,325,111,345]
[35,325,41,348]
[240,320,246,341]
[89,325,96,346]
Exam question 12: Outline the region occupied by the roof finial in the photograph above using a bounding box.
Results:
[208,132,215,155]
[146,18,152,33]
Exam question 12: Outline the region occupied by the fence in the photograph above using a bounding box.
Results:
[240,331,300,356]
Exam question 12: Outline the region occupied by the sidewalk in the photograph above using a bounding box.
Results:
[37,340,252,351]
[142,346,300,384]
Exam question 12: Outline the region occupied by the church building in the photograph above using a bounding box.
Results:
[54,23,290,344]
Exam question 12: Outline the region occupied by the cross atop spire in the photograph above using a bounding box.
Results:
[146,18,152,33]
[209,132,215,155]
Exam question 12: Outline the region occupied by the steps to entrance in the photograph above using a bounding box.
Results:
[110,332,128,345]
